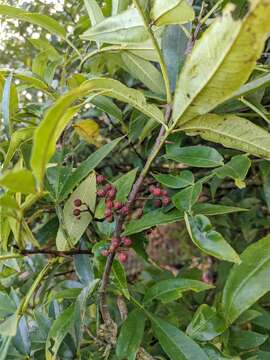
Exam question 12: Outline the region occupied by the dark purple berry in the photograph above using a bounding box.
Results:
[153,199,162,208]
[73,208,81,216]
[74,198,82,207]
[121,205,129,216]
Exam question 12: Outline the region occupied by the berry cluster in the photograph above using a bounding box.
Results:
[73,198,84,218]
[101,236,132,263]
[149,185,171,208]
[96,174,129,222]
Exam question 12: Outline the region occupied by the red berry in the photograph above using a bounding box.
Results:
[105,209,112,218]
[161,189,168,196]
[74,198,82,207]
[97,189,106,197]
[153,187,162,197]
[119,252,127,263]
[96,175,105,184]
[123,237,132,247]
[153,199,162,208]
[162,196,171,206]
[110,237,120,251]
[121,205,129,216]
[101,249,109,257]
[114,201,122,210]
[106,200,113,209]
[73,208,81,216]
[106,215,114,223]
[104,183,113,191]
[107,188,116,199]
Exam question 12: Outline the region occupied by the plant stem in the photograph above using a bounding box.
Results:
[99,105,172,325]
[132,0,172,104]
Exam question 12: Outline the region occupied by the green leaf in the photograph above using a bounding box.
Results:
[259,161,270,212]
[153,170,194,189]
[0,5,66,38]
[144,278,213,304]
[172,0,270,125]
[31,78,165,187]
[116,309,145,360]
[172,182,202,211]
[166,145,224,168]
[81,7,148,44]
[31,105,79,190]
[186,304,227,342]
[2,73,16,138]
[193,203,248,216]
[90,95,123,122]
[162,24,190,92]
[56,173,96,250]
[114,168,138,202]
[233,73,270,98]
[84,0,104,25]
[215,155,251,181]
[151,0,194,26]
[74,280,100,350]
[0,194,20,210]
[0,69,50,92]
[112,259,130,299]
[0,313,18,337]
[0,337,12,360]
[179,114,270,159]
[59,137,123,200]
[45,305,75,360]
[124,204,246,235]
[74,252,94,285]
[230,330,268,350]
[0,169,36,194]
[185,213,241,263]
[151,315,209,360]
[222,233,270,324]
[3,127,35,170]
[112,0,130,15]
[0,292,16,317]
[121,51,165,94]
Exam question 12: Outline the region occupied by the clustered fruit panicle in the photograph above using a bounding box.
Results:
[101,235,133,263]
[150,185,171,208]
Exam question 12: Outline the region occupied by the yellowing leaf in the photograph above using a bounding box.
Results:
[0,169,36,194]
[173,0,270,125]
[73,119,101,145]
[179,113,270,159]
[31,78,165,188]
[151,0,195,26]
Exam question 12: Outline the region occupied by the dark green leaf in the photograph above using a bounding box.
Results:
[222,234,270,324]
[151,315,209,360]
[172,182,202,211]
[185,213,240,263]
[166,146,224,168]
[144,278,213,304]
[153,170,194,189]
[186,305,226,341]
[116,309,145,360]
